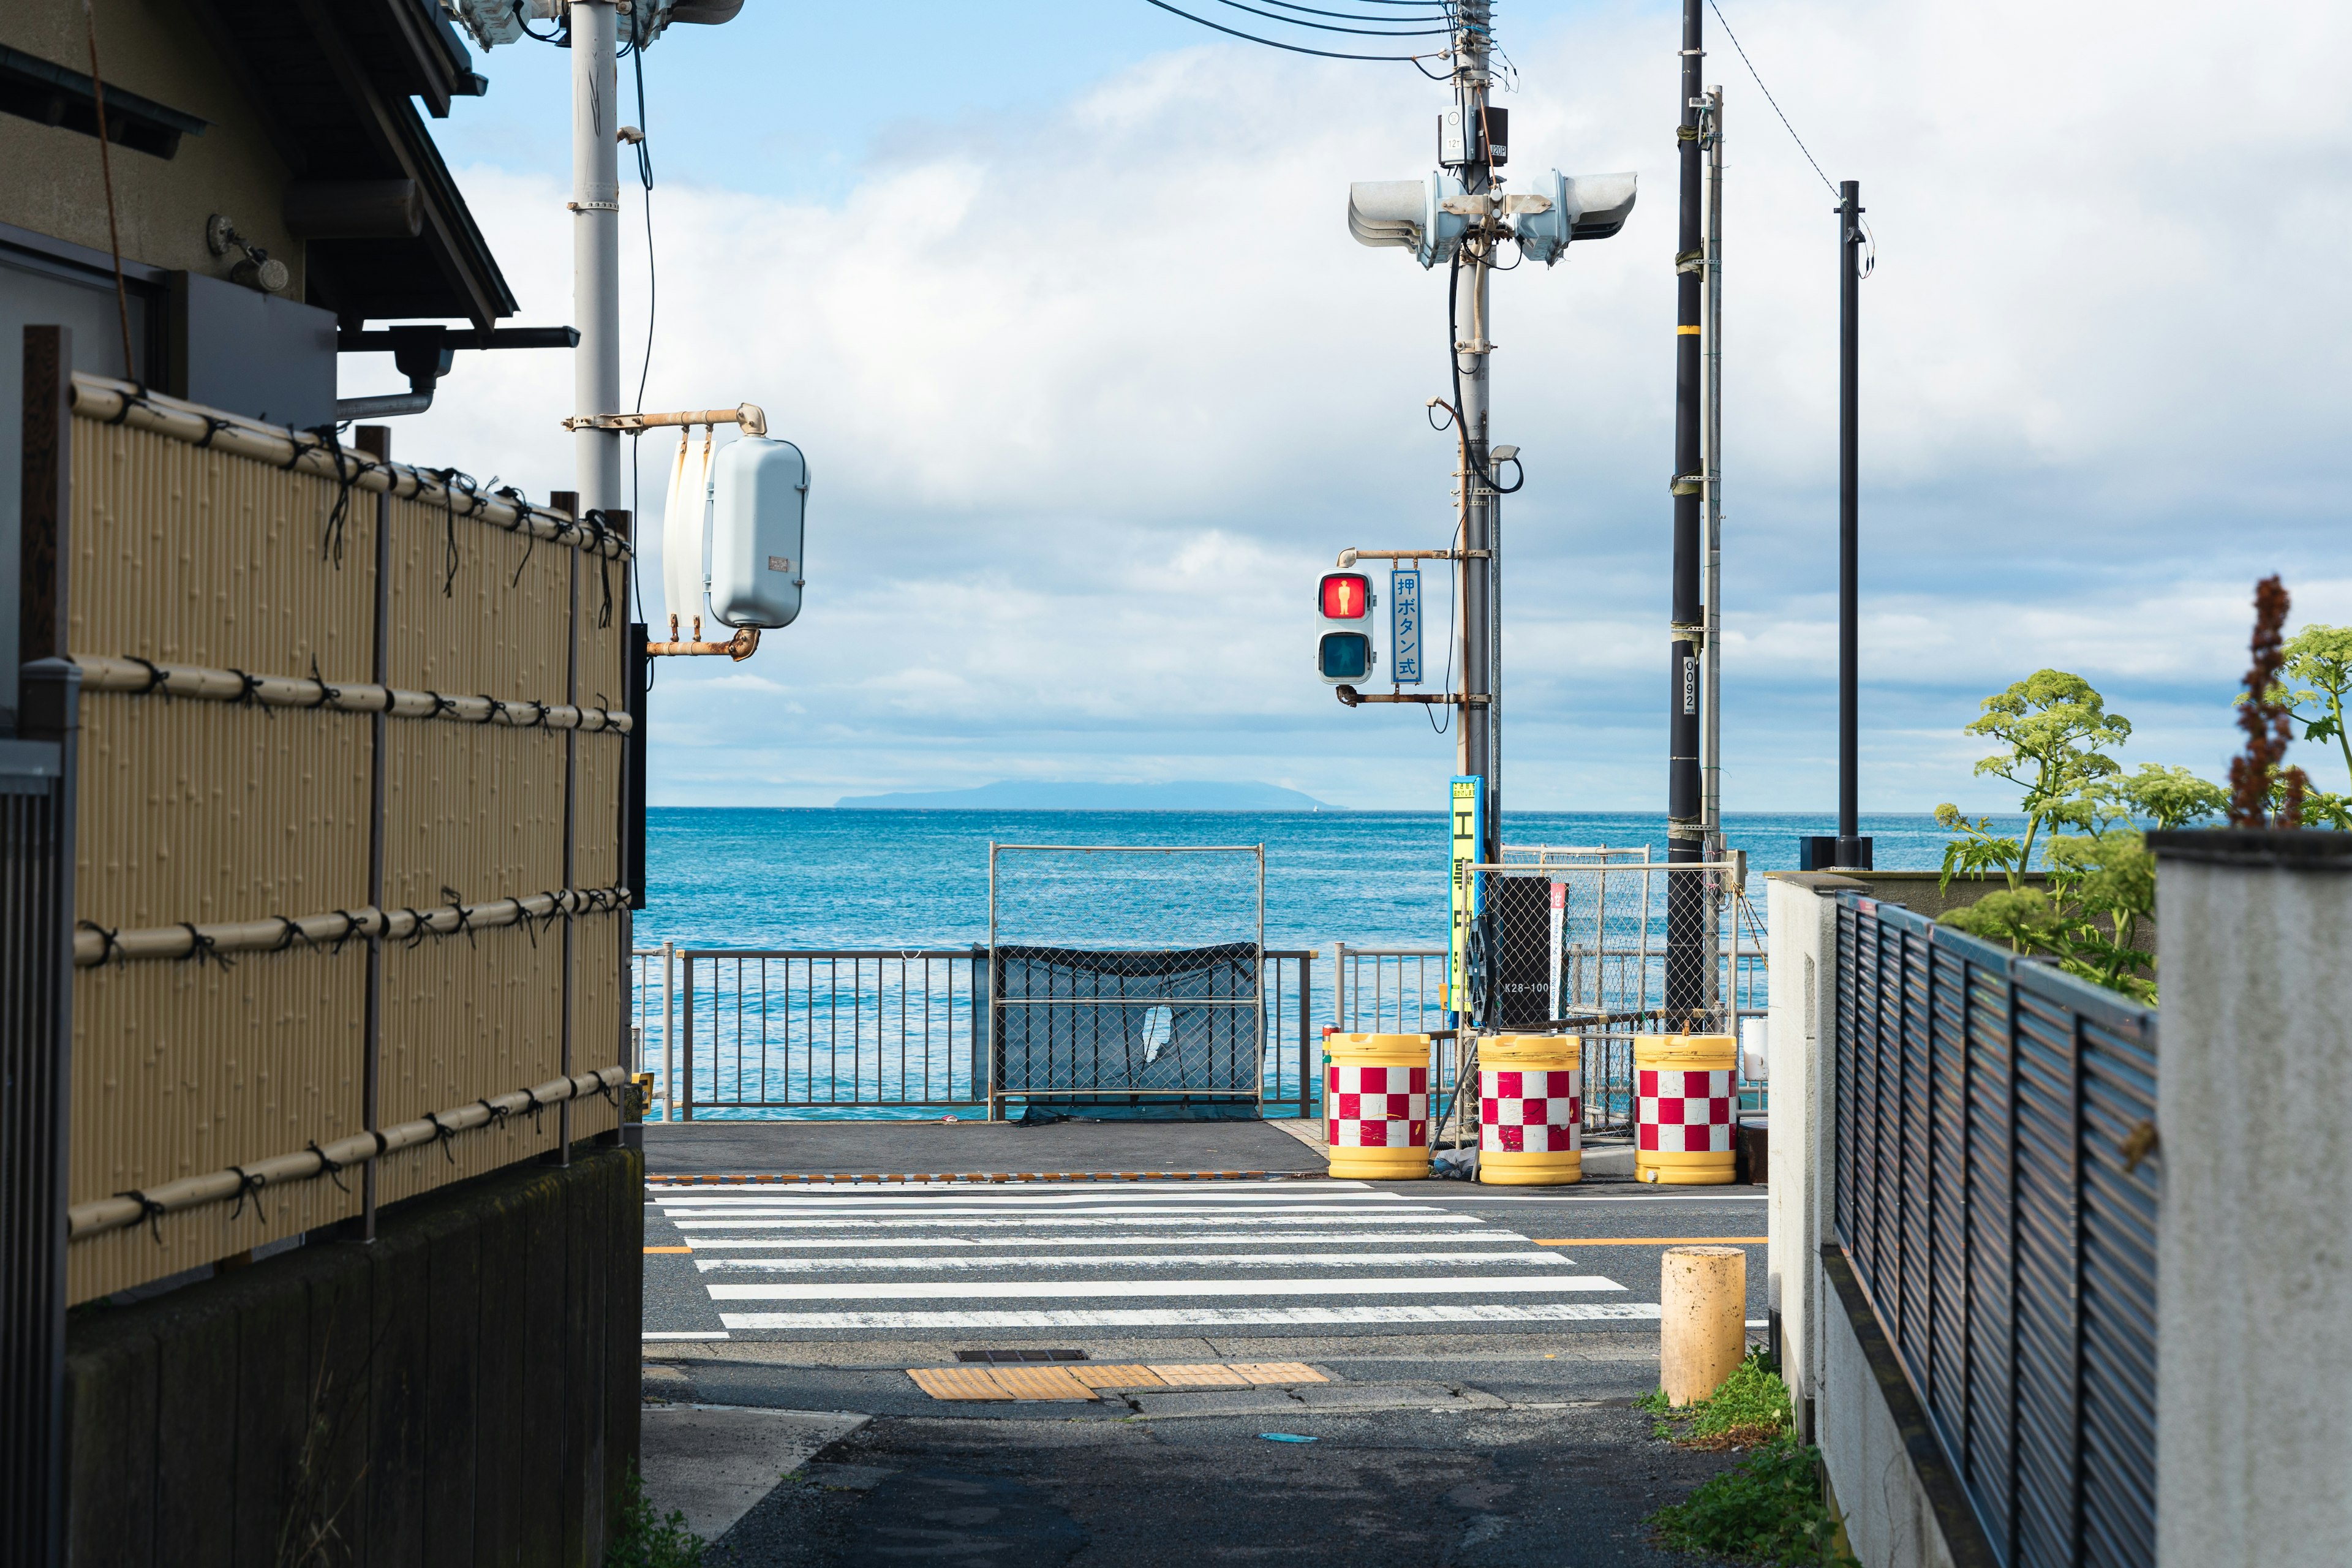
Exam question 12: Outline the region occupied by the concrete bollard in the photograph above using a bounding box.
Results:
[1660,1245,1747,1405]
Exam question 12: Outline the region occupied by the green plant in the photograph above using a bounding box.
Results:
[1649,1434,1858,1567]
[606,1465,707,1568]
[1647,1354,1795,1450]
[1934,669,2132,892]
[1934,676,2230,1001]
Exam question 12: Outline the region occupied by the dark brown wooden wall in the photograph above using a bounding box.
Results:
[59,1142,642,1567]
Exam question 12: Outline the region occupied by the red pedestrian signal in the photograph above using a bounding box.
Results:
[1319,572,1373,620]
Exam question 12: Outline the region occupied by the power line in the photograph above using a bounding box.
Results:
[1139,0,1445,61]
[1204,0,1451,32]
[1706,0,1837,199]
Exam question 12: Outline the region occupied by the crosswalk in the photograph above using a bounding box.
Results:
[643,1180,1669,1337]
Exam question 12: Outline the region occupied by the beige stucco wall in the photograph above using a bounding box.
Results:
[0,0,301,292]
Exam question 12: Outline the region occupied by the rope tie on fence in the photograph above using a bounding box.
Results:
[523,699,551,729]
[583,509,617,628]
[125,655,168,696]
[114,1189,168,1242]
[519,1084,547,1133]
[429,466,479,597]
[192,412,233,449]
[397,908,432,948]
[442,888,478,948]
[270,916,302,954]
[103,385,151,427]
[277,429,317,472]
[227,1166,268,1220]
[304,655,341,710]
[424,691,460,721]
[328,910,366,953]
[308,1140,352,1193]
[75,920,124,965]
[181,922,234,970]
[228,668,274,719]
[477,1097,511,1129]
[305,421,360,567]
[423,1112,461,1162]
[499,484,541,588]
[472,695,499,725]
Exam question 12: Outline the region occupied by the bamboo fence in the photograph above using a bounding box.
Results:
[59,376,631,1300]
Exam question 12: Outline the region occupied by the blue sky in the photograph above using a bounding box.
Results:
[360,0,2352,811]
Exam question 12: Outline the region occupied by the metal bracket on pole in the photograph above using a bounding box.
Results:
[647,617,760,661]
[1336,687,1490,708]
[563,402,768,437]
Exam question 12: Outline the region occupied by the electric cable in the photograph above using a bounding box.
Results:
[1139,0,1444,61]
[1199,0,1451,34]
[1706,0,1839,202]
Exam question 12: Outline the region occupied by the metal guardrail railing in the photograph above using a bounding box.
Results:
[631,947,1314,1119]
[1833,892,2158,1568]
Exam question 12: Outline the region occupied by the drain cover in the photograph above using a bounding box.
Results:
[955,1348,1088,1364]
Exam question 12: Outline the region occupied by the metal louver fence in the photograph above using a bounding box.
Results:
[1833,892,2159,1568]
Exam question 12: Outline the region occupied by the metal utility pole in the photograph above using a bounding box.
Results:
[1836,179,1869,869]
[571,0,622,514]
[1664,0,1706,1020]
[1456,0,1501,875]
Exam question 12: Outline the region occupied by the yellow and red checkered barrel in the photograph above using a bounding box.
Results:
[1478,1034,1582,1185]
[1634,1034,1738,1186]
[1322,1033,1431,1180]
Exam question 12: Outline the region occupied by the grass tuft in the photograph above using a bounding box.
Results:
[1649,1434,1858,1567]
[605,1465,707,1568]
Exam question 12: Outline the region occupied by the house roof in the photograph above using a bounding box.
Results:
[184,0,516,329]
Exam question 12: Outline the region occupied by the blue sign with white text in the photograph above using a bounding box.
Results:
[1391,567,1423,685]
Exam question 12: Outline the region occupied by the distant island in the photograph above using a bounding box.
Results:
[833,780,1333,811]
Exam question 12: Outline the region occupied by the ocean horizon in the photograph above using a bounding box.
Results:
[636,807,1997,954]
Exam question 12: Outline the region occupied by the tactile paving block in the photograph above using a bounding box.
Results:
[1071,1365,1167,1389]
[908,1367,1014,1400]
[1146,1363,1252,1389]
[1227,1362,1328,1385]
[983,1366,1100,1401]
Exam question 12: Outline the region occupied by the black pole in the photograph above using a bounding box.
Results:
[1664,0,1706,1017]
[1836,181,1869,870]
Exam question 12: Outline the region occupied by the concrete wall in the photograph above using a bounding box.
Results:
[60,1142,643,1568]
[1763,871,1860,1436]
[0,0,302,289]
[2152,832,2352,1568]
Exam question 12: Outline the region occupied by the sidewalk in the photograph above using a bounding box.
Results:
[643,1332,1744,1567]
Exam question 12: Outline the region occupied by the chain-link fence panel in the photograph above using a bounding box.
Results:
[987,845,1265,1118]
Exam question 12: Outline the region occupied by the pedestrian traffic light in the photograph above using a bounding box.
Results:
[1511,170,1640,266]
[1317,570,1376,686]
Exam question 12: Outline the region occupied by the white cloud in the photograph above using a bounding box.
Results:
[354,1,2352,811]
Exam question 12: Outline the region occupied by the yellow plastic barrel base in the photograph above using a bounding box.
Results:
[1478,1034,1583,1186]
[1634,1034,1738,1189]
[1324,1033,1432,1182]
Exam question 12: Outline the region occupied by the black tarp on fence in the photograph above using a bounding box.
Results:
[992,943,1260,1113]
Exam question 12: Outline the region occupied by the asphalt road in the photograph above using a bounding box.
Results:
[638,1148,1772,1563]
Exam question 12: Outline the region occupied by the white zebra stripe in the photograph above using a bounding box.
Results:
[671,1230,1526,1250]
[717,1303,1667,1330]
[693,1251,1571,1272]
[704,1275,1624,1302]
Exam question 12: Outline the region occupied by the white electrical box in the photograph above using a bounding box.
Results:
[1438,105,1469,166]
[706,435,808,630]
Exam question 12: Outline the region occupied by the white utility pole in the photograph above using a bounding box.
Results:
[571,0,622,514]
[1454,2,1498,865]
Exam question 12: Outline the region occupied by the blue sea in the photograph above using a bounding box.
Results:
[627,810,1986,1119]
[633,809,1978,953]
